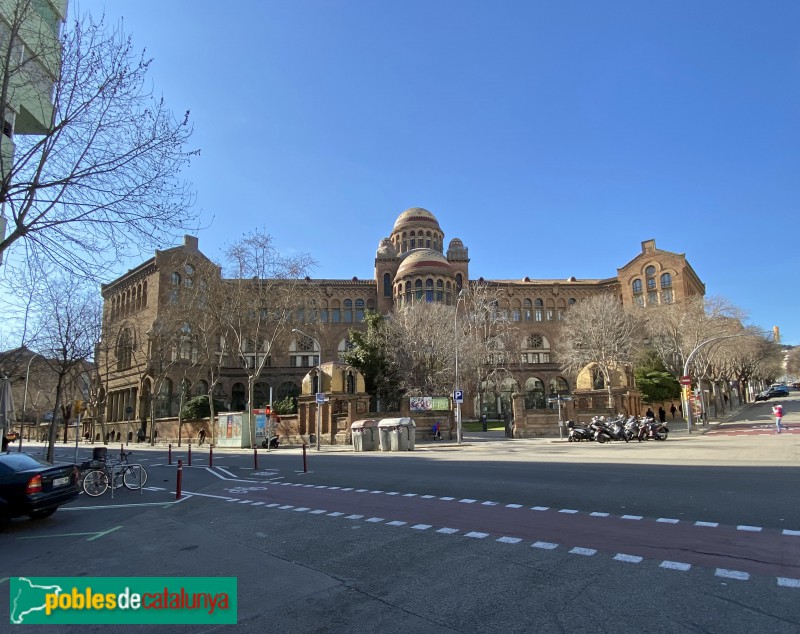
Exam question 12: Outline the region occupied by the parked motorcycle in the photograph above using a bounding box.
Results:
[566,420,593,442]
[261,435,280,449]
[590,417,615,443]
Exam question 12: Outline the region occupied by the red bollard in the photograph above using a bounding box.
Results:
[209,446,213,467]
[120,443,124,456]
[253,446,258,470]
[168,443,172,465]
[303,443,307,473]
[188,443,192,466]
[176,459,183,500]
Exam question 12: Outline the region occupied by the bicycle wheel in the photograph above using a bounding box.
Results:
[123,465,147,490]
[82,470,109,497]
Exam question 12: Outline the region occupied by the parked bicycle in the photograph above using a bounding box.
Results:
[79,450,148,497]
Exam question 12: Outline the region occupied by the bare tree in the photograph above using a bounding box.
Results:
[219,228,316,446]
[787,347,800,378]
[556,294,640,408]
[27,272,100,461]
[0,4,197,277]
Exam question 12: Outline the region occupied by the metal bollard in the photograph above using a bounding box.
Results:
[168,443,172,465]
[303,443,307,473]
[176,459,183,500]
[188,443,192,466]
[253,446,258,470]
[209,446,213,467]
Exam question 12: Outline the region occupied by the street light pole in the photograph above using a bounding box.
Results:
[681,331,768,434]
[454,289,468,445]
[22,353,41,442]
[292,328,322,451]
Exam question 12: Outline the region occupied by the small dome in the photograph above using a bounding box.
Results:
[376,238,397,258]
[396,249,452,277]
[392,207,441,232]
[446,237,468,260]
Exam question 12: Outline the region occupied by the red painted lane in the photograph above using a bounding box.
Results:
[238,485,800,579]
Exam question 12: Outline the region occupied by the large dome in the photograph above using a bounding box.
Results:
[396,249,452,277]
[392,207,441,232]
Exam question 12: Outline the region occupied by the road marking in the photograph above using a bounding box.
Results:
[782,529,800,536]
[716,569,749,581]
[482,501,498,506]
[559,509,578,514]
[440,497,455,501]
[411,524,432,530]
[497,536,521,544]
[532,541,558,550]
[459,499,477,504]
[531,506,549,511]
[309,509,327,514]
[18,525,122,542]
[178,491,235,501]
[506,504,522,509]
[387,521,407,526]
[621,515,643,520]
[465,532,490,539]
[777,578,800,588]
[569,547,597,556]
[62,499,188,510]
[327,511,343,516]
[695,521,718,527]
[345,514,364,520]
[736,525,762,532]
[437,528,459,534]
[660,561,691,571]
[293,507,311,512]
[366,517,385,523]
[656,518,680,524]
[590,512,609,517]
[421,495,436,499]
[614,553,643,563]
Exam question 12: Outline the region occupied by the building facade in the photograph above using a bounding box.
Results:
[96,207,705,442]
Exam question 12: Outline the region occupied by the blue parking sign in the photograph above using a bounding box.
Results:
[454,390,463,403]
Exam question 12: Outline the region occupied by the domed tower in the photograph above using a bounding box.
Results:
[374,207,470,311]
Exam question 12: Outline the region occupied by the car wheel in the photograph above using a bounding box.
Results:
[29,508,57,520]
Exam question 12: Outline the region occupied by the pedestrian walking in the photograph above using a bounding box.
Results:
[658,406,666,423]
[678,402,683,417]
[199,428,206,445]
[670,403,677,420]
[772,403,785,433]
[645,407,654,419]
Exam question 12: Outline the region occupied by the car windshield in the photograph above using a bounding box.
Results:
[0,453,51,473]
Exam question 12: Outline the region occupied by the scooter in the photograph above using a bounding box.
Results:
[566,420,593,442]
[261,435,280,449]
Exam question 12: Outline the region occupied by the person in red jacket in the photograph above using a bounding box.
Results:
[772,403,785,433]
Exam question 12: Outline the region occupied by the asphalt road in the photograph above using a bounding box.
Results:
[1,395,799,632]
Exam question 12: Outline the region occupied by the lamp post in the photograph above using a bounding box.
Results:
[292,328,322,451]
[681,331,768,433]
[454,289,468,445]
[22,353,41,442]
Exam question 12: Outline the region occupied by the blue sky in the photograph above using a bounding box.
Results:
[79,1,799,344]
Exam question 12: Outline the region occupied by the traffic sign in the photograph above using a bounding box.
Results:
[679,376,692,386]
[315,392,326,404]
[453,390,463,404]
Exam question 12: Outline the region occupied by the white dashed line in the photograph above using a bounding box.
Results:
[782,529,800,536]
[482,501,498,506]
[366,517,385,523]
[437,528,459,534]
[614,553,643,564]
[459,499,477,504]
[314,485,326,489]
[440,497,455,501]
[278,505,294,510]
[497,537,522,544]
[695,521,718,527]
[569,547,597,556]
[621,515,643,520]
[386,521,407,527]
[656,518,680,524]
[345,514,364,520]
[328,487,341,490]
[250,501,264,506]
[421,495,436,499]
[386,492,399,496]
[342,488,354,491]
[411,524,432,530]
[559,509,578,514]
[590,512,609,517]
[309,509,327,514]
[293,507,311,512]
[266,503,280,508]
[327,512,344,517]
[715,569,749,581]
[370,490,383,494]
[531,506,549,511]
[355,489,369,493]
[532,541,558,550]
[736,525,762,532]
[777,578,800,588]
[465,532,490,539]
[660,561,691,571]
[403,493,417,497]
[506,504,522,509]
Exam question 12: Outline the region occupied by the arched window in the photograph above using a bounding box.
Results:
[522,334,551,364]
[524,377,545,410]
[194,380,209,396]
[425,278,434,302]
[660,272,672,288]
[344,299,353,323]
[524,299,532,321]
[338,337,355,360]
[415,279,423,301]
[646,265,657,290]
[346,371,356,394]
[383,273,391,297]
[290,335,319,368]
[534,299,543,321]
[456,273,463,291]
[355,299,365,321]
[592,369,605,390]
[436,280,444,302]
[170,272,181,286]
[549,377,569,394]
[231,383,247,411]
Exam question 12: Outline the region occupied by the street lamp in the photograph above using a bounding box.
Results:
[22,352,42,444]
[681,330,768,433]
[292,328,322,451]
[454,289,468,445]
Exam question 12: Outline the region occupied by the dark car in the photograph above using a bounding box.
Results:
[0,452,79,531]
[754,390,771,402]
[767,385,790,398]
